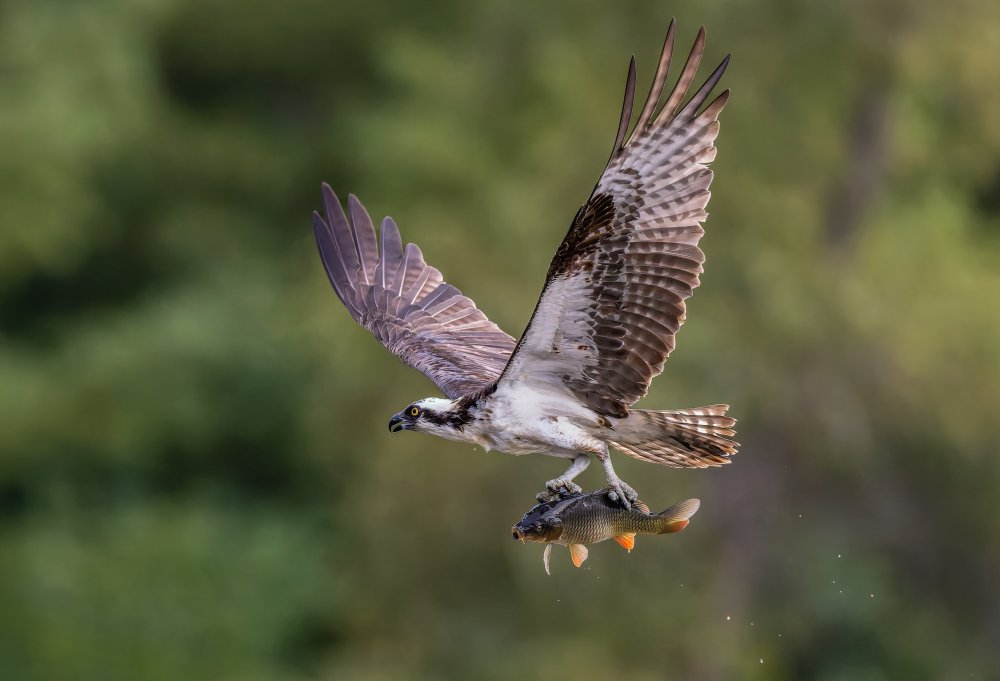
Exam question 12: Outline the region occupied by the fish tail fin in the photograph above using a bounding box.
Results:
[613,406,739,468]
[656,498,701,534]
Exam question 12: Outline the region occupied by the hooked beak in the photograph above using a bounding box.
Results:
[512,527,525,543]
[388,414,408,433]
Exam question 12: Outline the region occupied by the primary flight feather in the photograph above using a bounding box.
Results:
[313,21,738,506]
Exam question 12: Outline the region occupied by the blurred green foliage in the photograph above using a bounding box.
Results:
[2,0,1000,679]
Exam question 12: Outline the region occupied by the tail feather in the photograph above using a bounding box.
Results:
[612,405,739,469]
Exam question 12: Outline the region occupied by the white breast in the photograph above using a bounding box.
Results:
[468,379,604,457]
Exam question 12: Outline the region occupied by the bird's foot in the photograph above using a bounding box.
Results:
[535,478,583,503]
[606,479,638,509]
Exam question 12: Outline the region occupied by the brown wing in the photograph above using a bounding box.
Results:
[313,185,516,398]
[497,22,730,418]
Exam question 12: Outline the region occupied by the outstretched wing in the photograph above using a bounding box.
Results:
[313,185,516,399]
[498,22,730,418]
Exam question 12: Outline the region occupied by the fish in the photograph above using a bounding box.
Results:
[511,487,700,574]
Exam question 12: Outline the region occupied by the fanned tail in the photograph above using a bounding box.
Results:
[612,405,739,468]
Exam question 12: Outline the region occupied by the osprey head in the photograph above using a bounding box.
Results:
[388,397,457,435]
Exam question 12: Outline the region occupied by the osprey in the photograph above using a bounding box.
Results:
[313,22,738,507]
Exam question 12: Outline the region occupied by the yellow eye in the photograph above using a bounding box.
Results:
[409,406,420,417]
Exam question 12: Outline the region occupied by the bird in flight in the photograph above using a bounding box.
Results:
[313,21,738,507]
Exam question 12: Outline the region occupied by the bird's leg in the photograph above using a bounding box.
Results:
[597,448,638,509]
[536,454,590,502]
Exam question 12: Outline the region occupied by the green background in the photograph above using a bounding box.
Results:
[2,0,999,679]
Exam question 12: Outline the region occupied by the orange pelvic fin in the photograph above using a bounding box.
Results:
[613,532,636,552]
[569,543,589,567]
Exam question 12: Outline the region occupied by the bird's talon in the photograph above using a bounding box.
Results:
[538,478,582,502]
[607,481,638,509]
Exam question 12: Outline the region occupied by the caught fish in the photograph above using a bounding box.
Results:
[512,487,700,574]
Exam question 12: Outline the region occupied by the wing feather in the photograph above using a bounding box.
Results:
[496,24,730,418]
[312,212,360,316]
[347,194,379,285]
[324,190,361,284]
[656,27,705,124]
[314,186,516,398]
[377,216,405,291]
[631,19,676,137]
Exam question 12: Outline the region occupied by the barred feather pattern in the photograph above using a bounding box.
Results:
[497,22,731,419]
[313,185,516,399]
[614,405,740,469]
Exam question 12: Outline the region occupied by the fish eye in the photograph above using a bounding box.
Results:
[409,406,421,417]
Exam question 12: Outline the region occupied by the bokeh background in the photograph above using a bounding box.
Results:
[2,0,1000,679]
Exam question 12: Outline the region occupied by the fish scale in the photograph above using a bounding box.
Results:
[558,497,664,544]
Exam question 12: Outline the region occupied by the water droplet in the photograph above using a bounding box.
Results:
[759,658,764,664]
[725,615,731,621]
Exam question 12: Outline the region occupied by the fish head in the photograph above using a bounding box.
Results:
[512,511,563,544]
